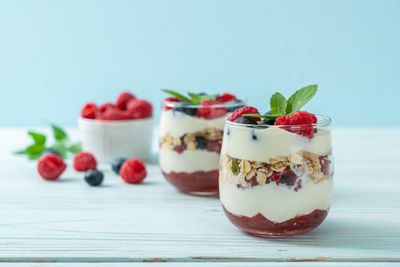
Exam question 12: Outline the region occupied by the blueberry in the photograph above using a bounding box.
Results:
[173,106,197,116]
[111,157,127,175]
[226,127,231,136]
[226,99,245,112]
[84,169,104,186]
[234,116,258,124]
[195,136,207,149]
[259,119,275,126]
[42,148,62,157]
[251,130,258,140]
[280,175,295,186]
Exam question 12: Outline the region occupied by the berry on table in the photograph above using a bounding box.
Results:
[81,103,97,119]
[37,154,66,180]
[126,99,153,119]
[73,152,97,172]
[119,158,147,184]
[228,106,260,122]
[116,92,135,110]
[111,157,127,175]
[84,169,104,186]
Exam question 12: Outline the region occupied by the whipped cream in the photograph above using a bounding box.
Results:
[222,126,331,162]
[220,176,333,223]
[160,110,227,138]
[159,149,220,173]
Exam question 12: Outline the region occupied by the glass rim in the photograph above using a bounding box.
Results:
[162,99,246,109]
[226,114,332,129]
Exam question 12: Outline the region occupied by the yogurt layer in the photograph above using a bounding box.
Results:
[222,126,331,162]
[159,149,220,173]
[220,176,333,223]
[160,110,227,138]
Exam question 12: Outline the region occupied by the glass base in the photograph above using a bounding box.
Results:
[223,206,329,237]
[162,170,219,195]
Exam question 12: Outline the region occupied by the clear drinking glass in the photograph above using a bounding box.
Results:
[159,99,245,195]
[219,115,333,236]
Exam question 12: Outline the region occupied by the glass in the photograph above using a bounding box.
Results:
[159,99,245,195]
[219,115,333,236]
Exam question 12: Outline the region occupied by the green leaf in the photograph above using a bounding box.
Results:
[50,141,68,158]
[51,124,68,141]
[231,158,239,175]
[28,131,46,145]
[68,143,82,154]
[286,84,318,114]
[270,92,287,115]
[188,93,220,104]
[161,89,193,103]
[25,144,46,160]
[243,113,279,120]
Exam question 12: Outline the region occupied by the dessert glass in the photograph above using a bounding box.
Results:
[219,116,333,236]
[159,100,245,195]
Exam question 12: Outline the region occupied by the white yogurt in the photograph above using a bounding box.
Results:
[220,175,333,223]
[222,126,331,162]
[160,110,227,138]
[159,149,220,173]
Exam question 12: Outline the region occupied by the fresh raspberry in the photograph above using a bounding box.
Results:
[81,103,97,119]
[116,92,135,110]
[37,154,66,180]
[217,93,236,102]
[298,111,317,123]
[275,111,315,138]
[99,102,115,113]
[73,152,97,172]
[227,106,260,122]
[102,107,132,120]
[197,100,227,119]
[119,158,147,184]
[163,97,180,110]
[126,99,153,119]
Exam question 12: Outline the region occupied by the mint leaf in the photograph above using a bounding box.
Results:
[26,144,46,159]
[50,141,68,158]
[68,143,82,154]
[231,158,239,175]
[28,131,46,145]
[286,84,318,114]
[243,114,279,120]
[270,92,287,115]
[188,93,220,104]
[51,124,67,141]
[162,89,193,103]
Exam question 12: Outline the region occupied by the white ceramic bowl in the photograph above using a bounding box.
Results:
[78,117,154,163]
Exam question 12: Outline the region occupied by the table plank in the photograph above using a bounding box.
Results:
[0,127,399,263]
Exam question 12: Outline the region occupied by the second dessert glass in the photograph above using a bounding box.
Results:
[159,97,244,195]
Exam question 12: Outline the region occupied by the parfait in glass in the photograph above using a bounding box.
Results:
[159,90,245,195]
[219,85,334,236]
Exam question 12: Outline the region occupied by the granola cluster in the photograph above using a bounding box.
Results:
[161,128,223,151]
[221,151,330,188]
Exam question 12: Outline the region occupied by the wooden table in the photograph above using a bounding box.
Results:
[0,127,399,266]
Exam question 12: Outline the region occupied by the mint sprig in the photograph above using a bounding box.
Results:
[244,84,318,122]
[15,124,82,160]
[162,89,220,104]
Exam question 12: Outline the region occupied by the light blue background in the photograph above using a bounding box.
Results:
[0,0,399,126]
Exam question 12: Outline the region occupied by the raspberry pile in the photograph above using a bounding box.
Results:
[81,91,153,121]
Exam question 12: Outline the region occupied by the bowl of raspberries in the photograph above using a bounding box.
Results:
[78,91,153,162]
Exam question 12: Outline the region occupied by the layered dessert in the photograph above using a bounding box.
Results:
[219,85,334,236]
[159,90,244,195]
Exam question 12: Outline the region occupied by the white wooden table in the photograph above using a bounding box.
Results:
[0,127,399,266]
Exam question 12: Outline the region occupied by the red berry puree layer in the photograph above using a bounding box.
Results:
[223,206,328,237]
[162,170,219,195]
